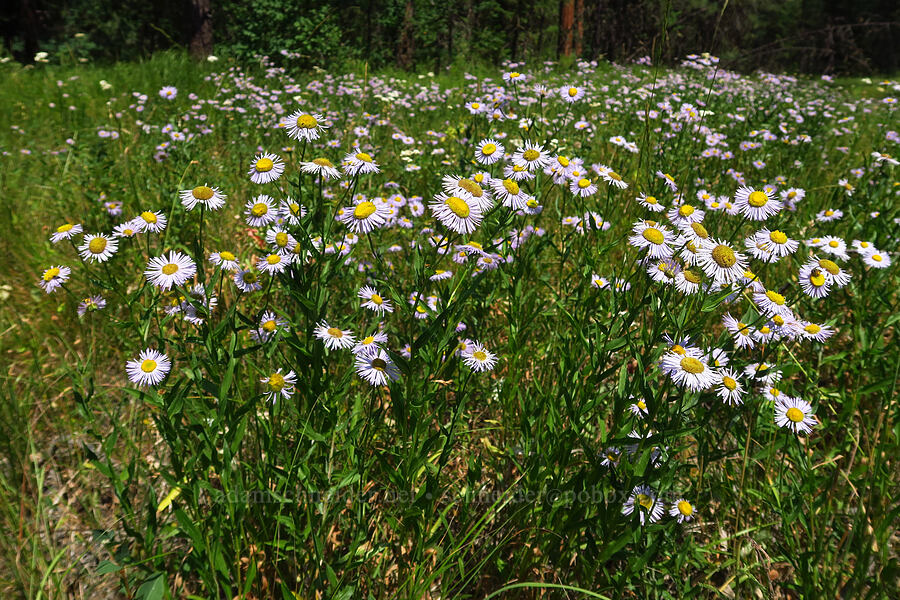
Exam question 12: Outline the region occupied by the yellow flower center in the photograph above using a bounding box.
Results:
[818,259,839,275]
[637,494,653,510]
[313,157,334,167]
[371,358,387,371]
[251,203,268,217]
[481,143,496,155]
[824,209,834,217]
[678,204,695,217]
[568,87,578,97]
[243,272,258,283]
[577,178,591,189]
[457,179,483,197]
[57,223,74,233]
[671,344,686,355]
[677,500,693,516]
[327,327,343,338]
[473,173,485,183]
[370,294,383,305]
[88,237,107,254]
[267,373,285,392]
[162,263,179,275]
[765,290,785,305]
[642,227,664,245]
[262,320,277,332]
[473,350,488,361]
[769,230,788,244]
[275,232,288,247]
[690,222,708,238]
[859,241,870,248]
[871,254,883,262]
[637,400,647,410]
[193,186,214,200]
[523,149,540,161]
[141,359,157,373]
[416,305,427,314]
[748,191,769,207]
[43,267,60,281]
[804,324,822,334]
[773,315,785,326]
[266,254,281,265]
[711,244,736,267]
[362,336,375,345]
[353,201,377,219]
[219,251,235,261]
[645,196,657,205]
[557,156,570,167]
[722,376,737,390]
[760,325,771,334]
[786,407,805,423]
[355,152,373,163]
[683,269,701,284]
[288,203,302,216]
[502,179,520,195]
[526,198,539,208]
[445,196,470,218]
[828,241,839,248]
[736,322,750,336]
[680,357,705,374]
[810,270,826,287]
[255,158,274,172]
[608,171,622,181]
[468,241,484,250]
[787,191,797,198]
[296,114,317,128]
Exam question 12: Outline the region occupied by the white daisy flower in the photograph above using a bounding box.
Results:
[210,250,240,271]
[734,186,782,220]
[50,222,82,243]
[715,367,745,406]
[430,192,482,234]
[78,234,118,263]
[666,202,705,227]
[660,351,719,391]
[338,198,389,234]
[113,220,141,239]
[39,265,70,293]
[145,251,197,290]
[248,152,285,184]
[628,220,675,259]
[559,84,585,102]
[180,185,226,211]
[722,314,756,350]
[622,485,665,525]
[697,240,748,284]
[490,177,529,210]
[355,348,401,386]
[819,236,850,260]
[258,252,290,274]
[300,157,341,180]
[636,193,666,212]
[474,139,504,165]
[862,251,892,268]
[342,150,380,176]
[774,397,816,434]
[284,110,327,142]
[511,142,552,172]
[359,285,394,314]
[669,498,696,523]
[126,348,171,387]
[233,269,263,292]
[251,310,288,343]
[352,331,388,355]
[260,369,297,403]
[442,175,494,211]
[462,342,498,372]
[314,321,356,350]
[245,195,277,228]
[798,321,835,343]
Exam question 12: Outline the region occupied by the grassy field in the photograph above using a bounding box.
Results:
[1,52,898,599]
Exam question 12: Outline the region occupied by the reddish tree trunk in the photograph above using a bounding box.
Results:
[558,0,574,58]
[574,0,584,57]
[398,0,415,69]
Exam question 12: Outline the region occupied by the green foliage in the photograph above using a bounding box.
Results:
[0,52,899,600]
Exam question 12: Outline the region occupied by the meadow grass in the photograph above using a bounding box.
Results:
[0,51,898,599]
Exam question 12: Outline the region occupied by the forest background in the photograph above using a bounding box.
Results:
[4,0,900,75]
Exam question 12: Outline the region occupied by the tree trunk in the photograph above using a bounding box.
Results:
[558,0,574,59]
[398,0,415,70]
[574,0,584,57]
[19,0,40,62]
[188,0,213,59]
